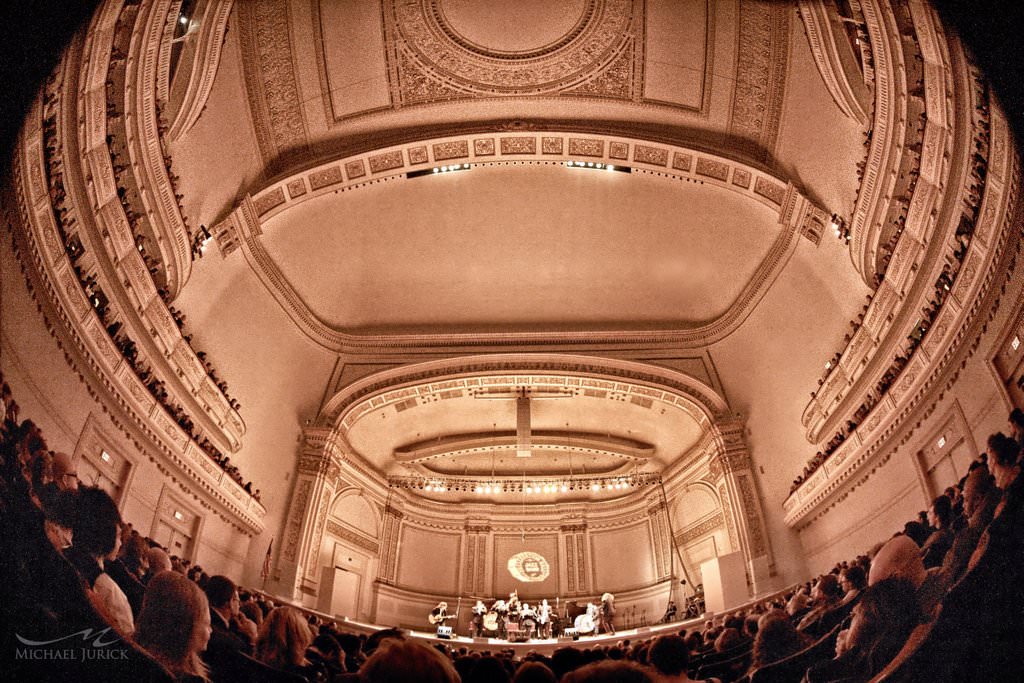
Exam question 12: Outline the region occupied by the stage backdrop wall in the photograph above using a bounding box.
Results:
[491,533,560,600]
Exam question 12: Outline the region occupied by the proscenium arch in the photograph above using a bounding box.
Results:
[217,130,823,353]
[317,353,733,452]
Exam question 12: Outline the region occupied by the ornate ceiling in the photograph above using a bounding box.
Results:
[157,0,864,499]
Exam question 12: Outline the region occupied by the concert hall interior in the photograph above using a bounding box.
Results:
[2,0,1024,680]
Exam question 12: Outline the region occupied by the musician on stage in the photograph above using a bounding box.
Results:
[519,602,537,640]
[470,600,487,638]
[662,599,678,623]
[492,598,509,639]
[428,601,449,628]
[507,590,521,622]
[598,592,616,635]
[538,598,553,639]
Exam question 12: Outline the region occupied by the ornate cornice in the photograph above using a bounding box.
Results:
[325,519,379,555]
[167,0,235,141]
[798,0,869,123]
[321,354,730,434]
[124,0,192,296]
[848,0,905,283]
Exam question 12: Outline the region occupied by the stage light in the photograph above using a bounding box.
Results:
[561,484,568,492]
[591,483,600,491]
[475,485,483,494]
[494,485,502,493]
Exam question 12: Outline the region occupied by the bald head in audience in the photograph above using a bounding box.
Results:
[147,546,172,575]
[869,535,926,588]
[50,451,78,491]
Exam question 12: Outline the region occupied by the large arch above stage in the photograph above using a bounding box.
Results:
[268,355,778,625]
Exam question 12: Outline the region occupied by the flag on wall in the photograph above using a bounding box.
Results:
[261,538,273,581]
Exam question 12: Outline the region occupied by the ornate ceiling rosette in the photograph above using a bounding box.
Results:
[384,0,642,100]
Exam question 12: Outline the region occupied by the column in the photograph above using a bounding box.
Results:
[273,426,341,601]
[708,416,775,594]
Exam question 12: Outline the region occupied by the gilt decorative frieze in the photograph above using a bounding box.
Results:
[730,0,790,160]
[382,0,641,102]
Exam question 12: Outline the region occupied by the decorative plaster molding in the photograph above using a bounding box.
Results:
[798,0,869,123]
[786,148,1020,527]
[168,0,235,141]
[326,519,379,555]
[234,132,806,352]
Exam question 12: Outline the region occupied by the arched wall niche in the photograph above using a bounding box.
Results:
[271,354,777,623]
[328,487,379,539]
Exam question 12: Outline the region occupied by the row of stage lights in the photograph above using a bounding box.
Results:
[422,160,626,176]
[387,473,661,495]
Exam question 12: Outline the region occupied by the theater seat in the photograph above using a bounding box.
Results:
[206,648,307,683]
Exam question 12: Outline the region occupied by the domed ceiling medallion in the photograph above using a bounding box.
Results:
[387,0,639,96]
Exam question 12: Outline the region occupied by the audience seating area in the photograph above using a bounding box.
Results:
[2,370,1023,682]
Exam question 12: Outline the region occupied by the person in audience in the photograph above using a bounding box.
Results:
[647,633,718,682]
[713,627,742,653]
[255,606,323,681]
[986,431,1021,497]
[838,564,866,605]
[38,484,75,553]
[204,575,254,657]
[797,573,845,633]
[561,660,654,682]
[134,571,212,682]
[50,450,79,491]
[107,530,148,616]
[868,534,943,620]
[147,546,173,578]
[940,465,1000,585]
[464,654,511,683]
[1008,407,1024,449]
[919,494,954,568]
[306,632,346,679]
[359,637,460,683]
[805,577,921,683]
[512,660,556,683]
[64,485,135,635]
[749,610,810,673]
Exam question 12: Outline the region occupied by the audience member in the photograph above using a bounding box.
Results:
[64,485,135,635]
[134,571,212,682]
[255,606,322,681]
[359,638,460,683]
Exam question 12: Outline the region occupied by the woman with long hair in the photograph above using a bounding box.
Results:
[255,606,323,681]
[134,571,211,682]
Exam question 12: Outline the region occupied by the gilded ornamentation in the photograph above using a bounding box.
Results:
[284,479,313,562]
[679,513,724,545]
[733,169,752,188]
[737,475,767,556]
[286,179,306,199]
[754,177,786,205]
[500,137,537,155]
[542,137,564,155]
[730,0,790,160]
[609,142,629,159]
[408,146,429,164]
[433,141,470,161]
[237,0,309,171]
[368,151,404,174]
[568,138,604,157]
[345,160,366,179]
[634,145,669,166]
[253,187,286,216]
[310,167,344,190]
[672,153,692,172]
[326,519,379,554]
[473,138,495,156]
[719,483,738,549]
[696,158,730,181]
[383,0,640,101]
